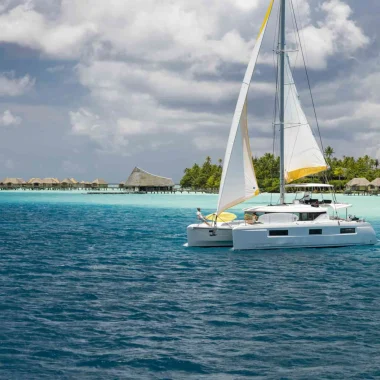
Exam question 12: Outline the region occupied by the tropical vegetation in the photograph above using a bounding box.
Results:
[180,147,380,192]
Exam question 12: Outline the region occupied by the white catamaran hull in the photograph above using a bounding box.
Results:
[187,223,233,247]
[232,221,377,250]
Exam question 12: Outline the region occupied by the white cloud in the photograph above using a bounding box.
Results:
[0,3,97,59]
[70,108,130,156]
[289,0,369,70]
[0,72,35,96]
[0,110,22,126]
[0,0,374,169]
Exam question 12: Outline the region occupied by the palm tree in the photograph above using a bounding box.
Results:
[324,146,335,160]
[333,167,344,180]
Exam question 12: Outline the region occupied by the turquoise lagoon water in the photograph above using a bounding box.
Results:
[1,191,380,379]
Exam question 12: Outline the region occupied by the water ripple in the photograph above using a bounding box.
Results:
[1,196,380,378]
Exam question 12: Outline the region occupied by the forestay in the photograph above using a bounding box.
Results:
[216,0,273,215]
[283,56,327,183]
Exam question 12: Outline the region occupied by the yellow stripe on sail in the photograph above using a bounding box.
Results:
[259,0,275,37]
[286,166,328,183]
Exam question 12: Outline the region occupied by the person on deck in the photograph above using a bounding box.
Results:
[196,208,211,226]
[244,212,258,224]
[301,192,311,203]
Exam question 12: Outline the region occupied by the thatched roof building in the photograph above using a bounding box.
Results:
[80,180,92,188]
[346,178,370,190]
[0,178,26,187]
[27,178,44,187]
[124,167,174,192]
[92,178,108,188]
[42,178,60,187]
[369,178,380,189]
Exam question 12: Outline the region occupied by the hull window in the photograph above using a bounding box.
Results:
[340,228,356,234]
[309,229,322,235]
[269,230,288,236]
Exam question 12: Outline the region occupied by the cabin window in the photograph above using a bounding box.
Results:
[299,212,325,221]
[340,228,356,234]
[309,229,322,235]
[269,230,288,236]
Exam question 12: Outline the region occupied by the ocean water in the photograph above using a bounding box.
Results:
[1,191,380,379]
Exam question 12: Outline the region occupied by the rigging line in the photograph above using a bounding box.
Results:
[290,0,337,212]
[294,0,310,75]
[270,0,281,205]
[290,0,333,192]
[290,0,324,155]
[288,0,300,69]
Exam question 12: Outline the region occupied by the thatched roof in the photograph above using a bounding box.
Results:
[61,178,74,184]
[370,178,380,186]
[1,177,25,185]
[70,178,78,184]
[28,178,43,184]
[43,178,60,184]
[346,178,370,187]
[92,178,108,185]
[125,167,174,187]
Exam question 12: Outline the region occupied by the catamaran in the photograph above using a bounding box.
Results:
[187,0,376,249]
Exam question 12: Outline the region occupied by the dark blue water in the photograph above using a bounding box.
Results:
[1,193,380,379]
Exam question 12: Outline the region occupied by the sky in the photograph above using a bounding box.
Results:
[0,0,379,183]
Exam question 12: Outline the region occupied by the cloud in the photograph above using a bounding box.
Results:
[0,3,97,59]
[0,72,35,96]
[0,0,376,180]
[0,110,22,126]
[192,135,226,151]
[289,0,369,70]
[70,108,130,156]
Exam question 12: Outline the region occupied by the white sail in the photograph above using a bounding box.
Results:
[283,56,327,183]
[216,0,273,215]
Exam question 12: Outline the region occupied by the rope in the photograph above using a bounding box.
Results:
[290,0,338,216]
[270,1,281,205]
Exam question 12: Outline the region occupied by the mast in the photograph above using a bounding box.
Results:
[279,0,286,204]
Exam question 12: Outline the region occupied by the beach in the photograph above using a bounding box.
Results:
[1,192,380,378]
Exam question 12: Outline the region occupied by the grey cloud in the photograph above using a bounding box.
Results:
[0,0,378,181]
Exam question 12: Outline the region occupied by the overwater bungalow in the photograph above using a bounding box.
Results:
[345,178,370,193]
[80,180,92,189]
[27,178,44,189]
[91,178,108,189]
[0,178,26,189]
[42,178,60,189]
[369,178,380,191]
[70,178,80,189]
[61,178,74,189]
[124,167,174,192]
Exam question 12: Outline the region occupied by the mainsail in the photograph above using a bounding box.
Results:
[283,56,327,183]
[216,0,273,215]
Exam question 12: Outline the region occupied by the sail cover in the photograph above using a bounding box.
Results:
[283,56,327,183]
[216,0,273,215]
